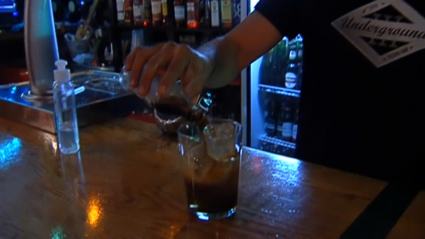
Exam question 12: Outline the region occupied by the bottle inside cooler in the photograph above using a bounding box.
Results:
[255,35,303,158]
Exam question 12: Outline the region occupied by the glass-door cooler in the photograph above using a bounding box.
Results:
[243,0,304,157]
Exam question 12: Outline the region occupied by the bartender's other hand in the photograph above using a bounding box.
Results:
[125,42,211,98]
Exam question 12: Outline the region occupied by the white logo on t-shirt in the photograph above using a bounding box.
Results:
[331,0,425,67]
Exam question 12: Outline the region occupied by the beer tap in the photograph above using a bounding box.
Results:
[24,0,59,96]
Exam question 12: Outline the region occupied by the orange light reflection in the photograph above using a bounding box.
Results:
[87,195,102,228]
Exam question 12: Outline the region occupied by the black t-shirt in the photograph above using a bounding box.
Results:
[256,0,425,184]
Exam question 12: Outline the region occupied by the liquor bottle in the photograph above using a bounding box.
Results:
[288,39,297,62]
[277,101,285,137]
[116,0,125,24]
[281,147,288,155]
[264,99,277,137]
[124,0,133,25]
[295,34,304,90]
[161,0,169,25]
[151,0,162,26]
[199,0,211,27]
[296,34,303,62]
[220,0,232,28]
[272,144,279,154]
[285,40,299,89]
[270,43,283,87]
[174,0,186,27]
[281,105,293,141]
[275,38,289,87]
[179,34,197,47]
[285,61,299,89]
[297,62,303,90]
[259,48,273,85]
[260,142,268,151]
[186,0,199,28]
[280,37,289,67]
[292,107,299,142]
[143,0,152,26]
[233,0,240,25]
[210,0,220,27]
[133,0,144,25]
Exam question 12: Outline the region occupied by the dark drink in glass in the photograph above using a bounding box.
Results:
[178,119,243,220]
[183,144,240,219]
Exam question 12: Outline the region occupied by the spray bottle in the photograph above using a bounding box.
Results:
[53,60,80,154]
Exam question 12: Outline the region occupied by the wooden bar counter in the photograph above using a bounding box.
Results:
[0,117,392,238]
[387,191,425,239]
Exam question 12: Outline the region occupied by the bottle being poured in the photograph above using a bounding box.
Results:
[119,66,209,133]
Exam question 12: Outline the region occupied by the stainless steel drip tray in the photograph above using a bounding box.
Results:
[0,82,142,134]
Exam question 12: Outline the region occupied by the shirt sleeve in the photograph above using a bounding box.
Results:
[255,0,305,39]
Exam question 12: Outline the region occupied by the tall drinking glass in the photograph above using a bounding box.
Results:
[178,119,243,221]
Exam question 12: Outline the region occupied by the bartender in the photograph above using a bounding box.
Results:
[125,0,425,185]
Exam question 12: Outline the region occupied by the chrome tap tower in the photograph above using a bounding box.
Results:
[24,0,59,96]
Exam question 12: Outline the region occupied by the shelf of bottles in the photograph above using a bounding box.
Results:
[259,135,296,156]
[115,0,241,32]
[258,35,303,94]
[261,95,299,156]
[258,34,303,157]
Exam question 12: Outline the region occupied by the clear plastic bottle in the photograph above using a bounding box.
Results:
[53,60,80,154]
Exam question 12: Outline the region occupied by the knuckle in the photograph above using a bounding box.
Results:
[176,44,191,55]
[168,58,184,71]
[145,62,155,71]
[145,58,158,70]
[163,41,176,50]
[167,64,180,74]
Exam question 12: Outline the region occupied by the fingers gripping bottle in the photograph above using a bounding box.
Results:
[53,60,80,154]
[119,66,191,108]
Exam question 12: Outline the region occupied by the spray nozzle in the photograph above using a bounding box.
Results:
[54,60,71,82]
[55,60,68,70]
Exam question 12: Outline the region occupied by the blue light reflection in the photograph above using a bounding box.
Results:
[267,153,302,185]
[51,226,66,239]
[0,138,22,170]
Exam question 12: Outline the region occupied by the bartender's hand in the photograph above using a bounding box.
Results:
[125,42,212,98]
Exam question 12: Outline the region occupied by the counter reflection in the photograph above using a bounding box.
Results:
[56,151,88,237]
[0,137,22,170]
[42,133,58,155]
[50,226,66,239]
[87,194,102,228]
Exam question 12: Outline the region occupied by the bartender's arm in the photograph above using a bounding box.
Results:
[125,12,282,98]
